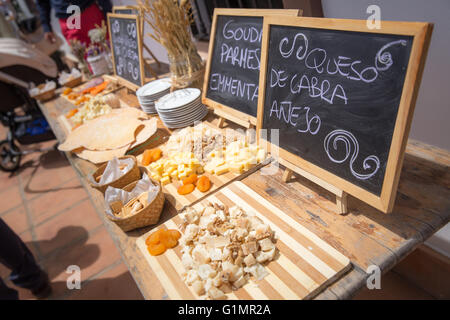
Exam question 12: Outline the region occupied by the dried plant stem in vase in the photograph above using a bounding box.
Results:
[139,0,204,90]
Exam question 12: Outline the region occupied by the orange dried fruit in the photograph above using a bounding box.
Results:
[145,227,167,246]
[197,176,211,192]
[142,148,163,166]
[166,229,181,240]
[150,148,162,162]
[66,108,78,118]
[142,149,153,166]
[148,243,166,256]
[161,232,178,248]
[182,173,198,185]
[177,183,195,195]
[63,87,72,95]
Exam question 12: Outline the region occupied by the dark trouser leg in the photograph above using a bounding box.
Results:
[0,218,46,298]
[0,277,18,300]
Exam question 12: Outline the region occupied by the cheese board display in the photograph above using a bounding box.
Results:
[136,180,351,300]
[136,122,270,210]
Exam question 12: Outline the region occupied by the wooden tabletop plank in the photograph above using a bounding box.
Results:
[37,91,450,300]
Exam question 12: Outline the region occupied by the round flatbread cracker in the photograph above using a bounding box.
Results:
[59,111,143,151]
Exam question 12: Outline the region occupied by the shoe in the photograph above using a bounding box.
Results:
[31,271,52,299]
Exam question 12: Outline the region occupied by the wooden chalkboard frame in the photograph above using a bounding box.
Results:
[107,13,145,90]
[202,8,300,128]
[257,16,433,213]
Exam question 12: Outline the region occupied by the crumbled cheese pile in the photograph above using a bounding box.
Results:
[71,95,111,125]
[179,203,277,300]
[164,124,224,162]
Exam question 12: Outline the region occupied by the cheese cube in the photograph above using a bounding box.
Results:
[196,166,205,174]
[256,149,266,162]
[184,167,193,177]
[215,164,229,175]
[178,170,187,179]
[160,176,171,185]
[170,170,178,179]
[204,163,215,174]
[229,162,244,173]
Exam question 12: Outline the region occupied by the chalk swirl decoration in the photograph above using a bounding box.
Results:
[375,40,407,71]
[324,130,380,180]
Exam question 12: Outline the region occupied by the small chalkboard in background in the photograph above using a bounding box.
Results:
[257,16,432,213]
[107,13,145,90]
[202,9,299,128]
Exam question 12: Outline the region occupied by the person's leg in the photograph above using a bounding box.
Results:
[0,277,19,300]
[0,218,51,299]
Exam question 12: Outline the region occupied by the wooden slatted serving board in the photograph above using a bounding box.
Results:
[136,181,351,300]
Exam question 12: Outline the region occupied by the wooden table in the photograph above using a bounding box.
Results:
[38,89,450,300]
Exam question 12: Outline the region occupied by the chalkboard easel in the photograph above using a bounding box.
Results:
[107,13,146,91]
[258,16,433,214]
[202,8,300,129]
[112,5,161,78]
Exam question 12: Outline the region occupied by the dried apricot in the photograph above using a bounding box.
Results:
[182,173,197,185]
[161,232,178,248]
[145,227,167,246]
[66,108,78,118]
[142,148,163,166]
[177,183,195,195]
[148,243,166,256]
[197,176,211,192]
[150,148,162,162]
[166,229,181,240]
[63,87,72,95]
[142,149,153,166]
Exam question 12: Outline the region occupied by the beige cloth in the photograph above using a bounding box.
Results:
[0,37,57,77]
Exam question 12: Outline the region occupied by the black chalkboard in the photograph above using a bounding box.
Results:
[262,25,413,196]
[206,15,263,118]
[108,14,144,88]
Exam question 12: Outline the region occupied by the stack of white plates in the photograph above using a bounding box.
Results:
[136,78,172,114]
[155,88,208,129]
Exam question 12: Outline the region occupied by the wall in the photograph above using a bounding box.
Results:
[321,0,450,151]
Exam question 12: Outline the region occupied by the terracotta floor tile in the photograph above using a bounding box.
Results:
[29,178,87,226]
[1,205,29,234]
[33,199,103,257]
[68,262,143,300]
[0,171,20,192]
[44,227,122,299]
[19,150,76,200]
[0,184,22,214]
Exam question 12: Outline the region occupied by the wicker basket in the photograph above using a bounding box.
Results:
[33,84,56,102]
[106,177,165,231]
[63,76,82,88]
[90,155,141,194]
